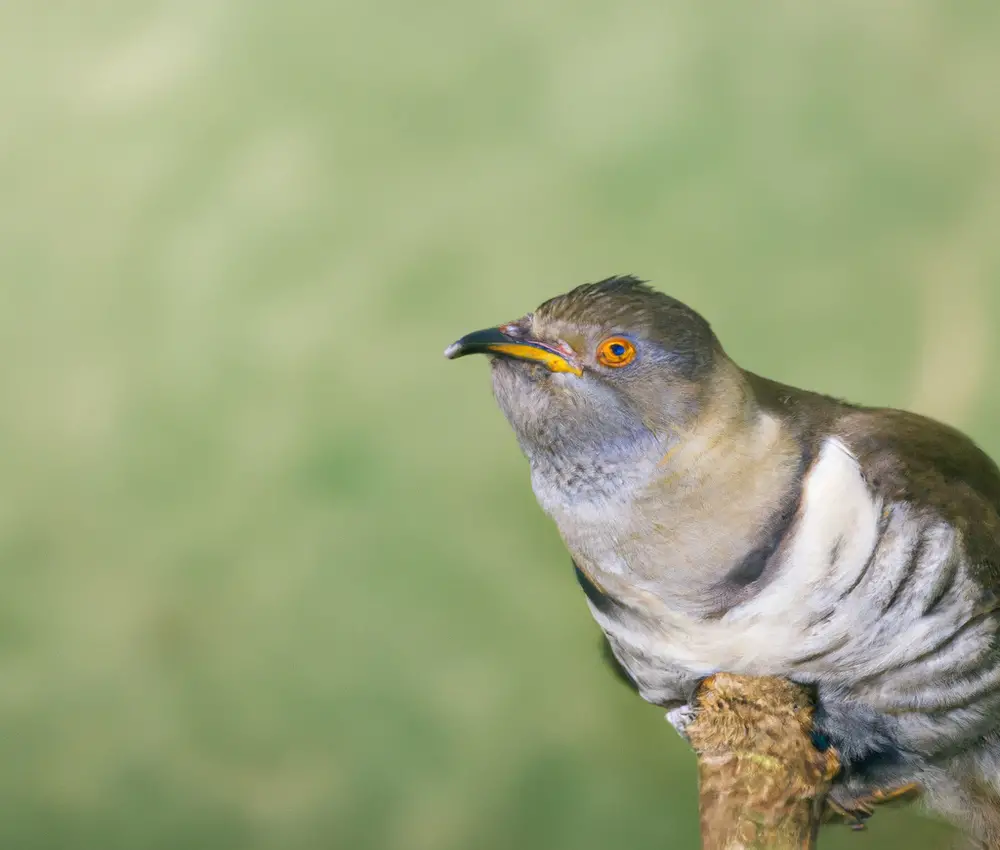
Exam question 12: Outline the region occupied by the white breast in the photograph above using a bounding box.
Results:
[590,438,885,677]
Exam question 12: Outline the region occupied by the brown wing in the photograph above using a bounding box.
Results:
[747,370,1000,589]
[836,407,1000,590]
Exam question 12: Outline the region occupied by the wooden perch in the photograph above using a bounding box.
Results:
[686,674,841,850]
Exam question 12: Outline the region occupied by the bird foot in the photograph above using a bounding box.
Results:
[665,704,697,741]
[826,782,921,830]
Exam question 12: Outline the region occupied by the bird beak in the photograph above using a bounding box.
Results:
[444,327,583,376]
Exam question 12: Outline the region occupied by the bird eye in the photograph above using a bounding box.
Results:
[596,337,637,367]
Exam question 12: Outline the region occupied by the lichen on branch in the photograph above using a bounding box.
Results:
[686,674,840,850]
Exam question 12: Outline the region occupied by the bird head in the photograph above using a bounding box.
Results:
[445,276,725,465]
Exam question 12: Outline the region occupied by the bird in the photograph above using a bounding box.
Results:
[444,275,1000,847]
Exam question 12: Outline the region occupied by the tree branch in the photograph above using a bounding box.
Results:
[686,674,840,850]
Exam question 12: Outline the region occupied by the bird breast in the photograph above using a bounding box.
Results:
[543,438,984,704]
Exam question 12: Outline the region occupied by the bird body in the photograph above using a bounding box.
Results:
[446,276,1000,845]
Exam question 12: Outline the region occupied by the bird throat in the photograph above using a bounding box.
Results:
[532,393,805,612]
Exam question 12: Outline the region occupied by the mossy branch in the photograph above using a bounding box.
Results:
[686,674,840,850]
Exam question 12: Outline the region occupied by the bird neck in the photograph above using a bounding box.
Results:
[651,359,786,488]
[527,359,799,518]
[625,364,806,604]
[534,359,807,610]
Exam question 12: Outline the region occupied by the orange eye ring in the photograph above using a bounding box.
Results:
[596,336,637,368]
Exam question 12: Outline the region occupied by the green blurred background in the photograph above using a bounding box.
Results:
[2,1,998,848]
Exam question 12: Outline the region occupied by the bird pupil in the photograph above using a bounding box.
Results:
[611,343,625,357]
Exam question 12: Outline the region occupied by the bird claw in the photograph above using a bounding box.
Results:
[826,782,921,829]
[665,704,698,741]
[826,795,874,830]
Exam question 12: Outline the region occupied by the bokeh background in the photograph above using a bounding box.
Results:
[2,1,999,848]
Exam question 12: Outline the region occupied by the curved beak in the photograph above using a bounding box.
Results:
[444,327,582,376]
